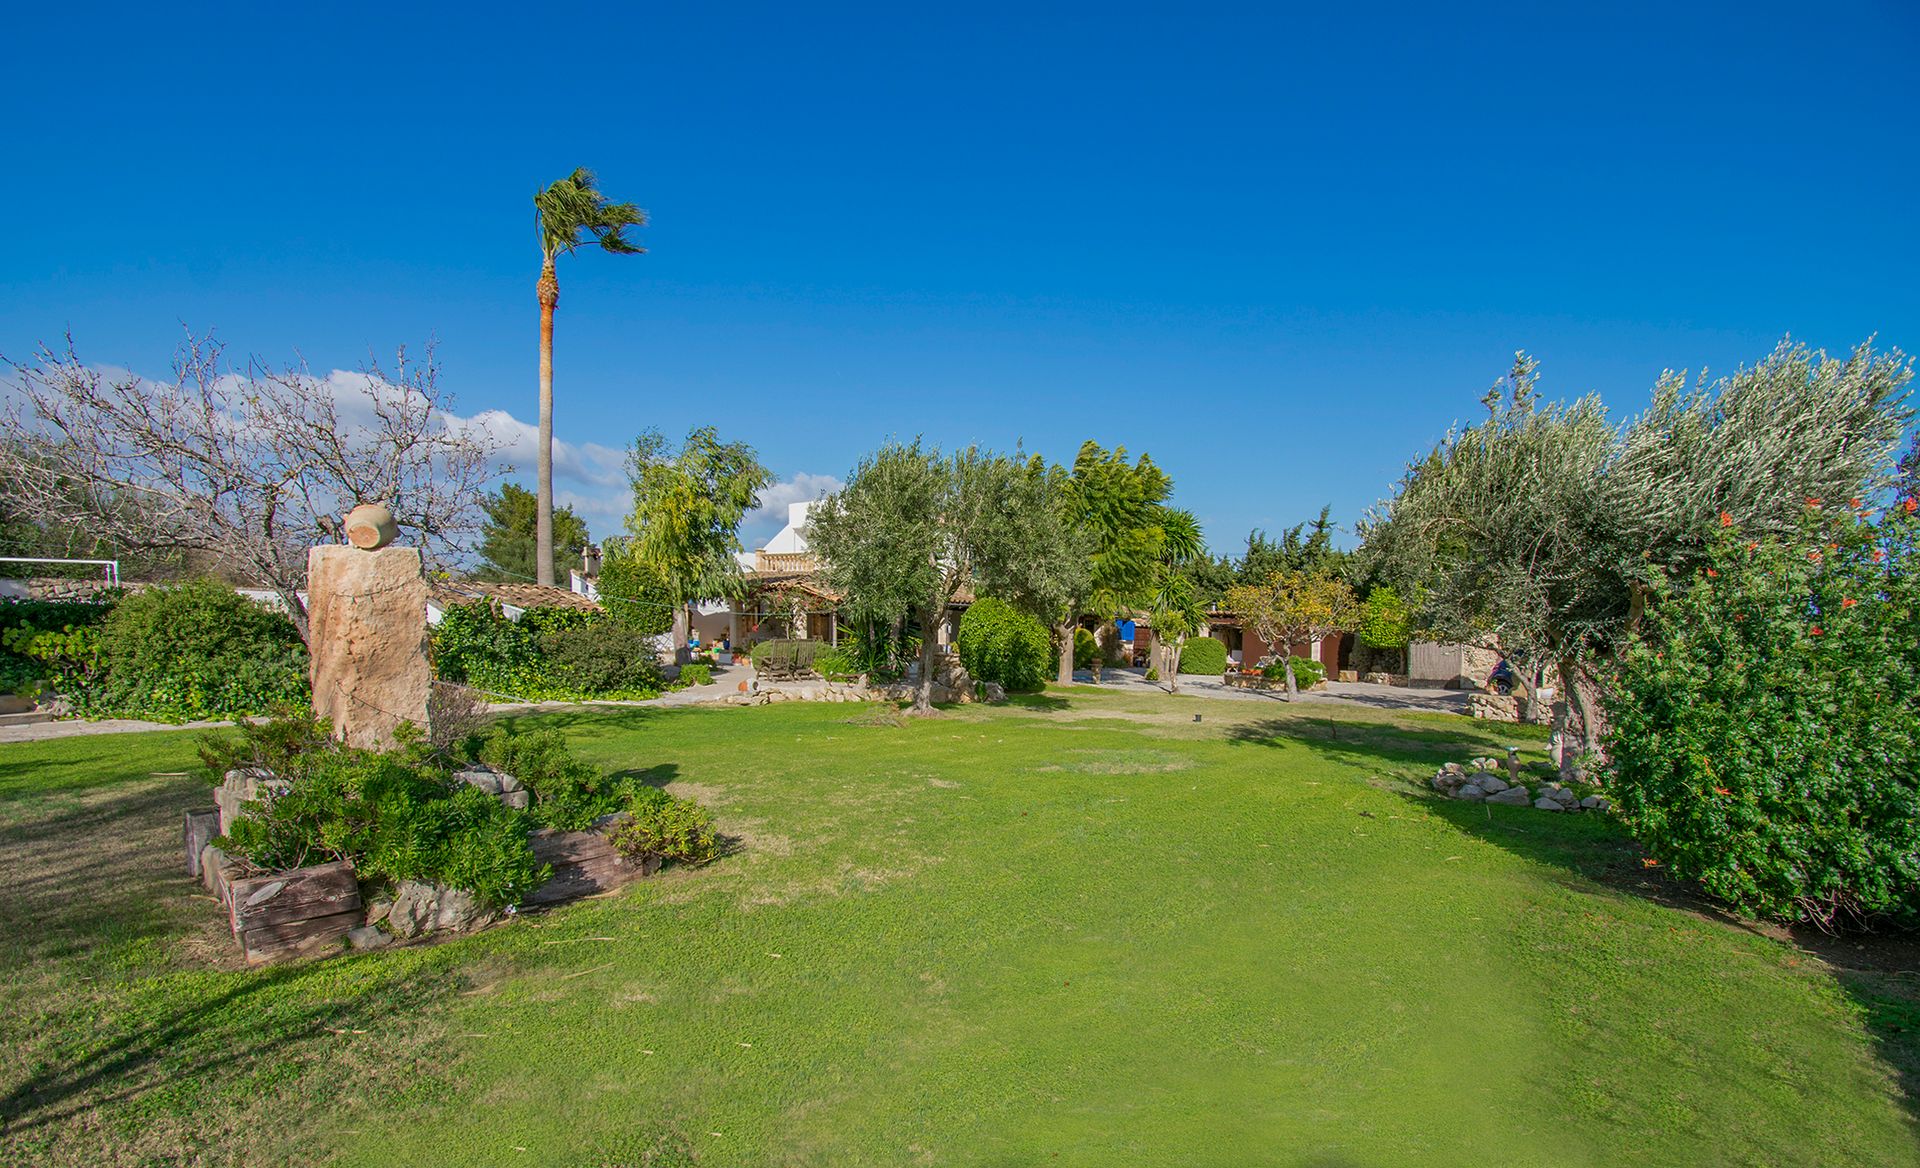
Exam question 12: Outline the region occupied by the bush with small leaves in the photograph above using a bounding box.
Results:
[607,787,720,868]
[1177,637,1228,676]
[1606,499,1920,928]
[955,597,1052,692]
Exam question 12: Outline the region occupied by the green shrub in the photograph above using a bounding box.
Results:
[1605,500,1920,928]
[1177,637,1228,675]
[0,597,115,695]
[1073,627,1098,670]
[475,725,632,830]
[812,646,858,681]
[1263,656,1325,688]
[51,581,308,722]
[593,552,675,636]
[1356,585,1412,649]
[433,601,660,701]
[607,787,721,867]
[678,663,713,686]
[540,621,663,693]
[215,723,549,907]
[954,598,1051,692]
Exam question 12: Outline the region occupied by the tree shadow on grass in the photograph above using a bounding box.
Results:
[0,773,479,1165]
[1225,712,1920,1136]
[1006,694,1072,712]
[1222,715,1535,766]
[606,763,681,790]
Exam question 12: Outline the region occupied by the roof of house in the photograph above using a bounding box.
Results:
[428,580,602,613]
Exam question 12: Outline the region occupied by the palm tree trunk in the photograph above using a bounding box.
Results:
[535,257,559,586]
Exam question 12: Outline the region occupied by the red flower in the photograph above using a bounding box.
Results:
[1809,550,1823,563]
[1828,542,1839,551]
[1714,786,1732,796]
[1874,549,1886,563]
[1906,498,1918,515]
[1706,568,1718,577]
[1810,626,1823,636]
[1841,597,1858,609]
[1747,541,1760,552]
[1719,510,1734,527]
[1850,498,1862,508]
[1807,497,1823,508]
[1642,858,1661,868]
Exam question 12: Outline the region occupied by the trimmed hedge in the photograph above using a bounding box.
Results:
[1178,637,1228,675]
[954,598,1051,692]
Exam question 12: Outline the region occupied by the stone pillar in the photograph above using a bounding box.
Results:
[307,544,433,751]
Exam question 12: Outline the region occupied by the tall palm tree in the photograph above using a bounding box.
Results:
[533,168,646,584]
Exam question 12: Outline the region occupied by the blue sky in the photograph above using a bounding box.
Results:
[4,2,1915,550]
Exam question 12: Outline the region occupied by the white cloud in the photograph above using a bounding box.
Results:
[5,354,840,555]
[742,472,844,547]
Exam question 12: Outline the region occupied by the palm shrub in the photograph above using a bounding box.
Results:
[954,597,1051,691]
[1177,636,1227,675]
[1605,498,1920,928]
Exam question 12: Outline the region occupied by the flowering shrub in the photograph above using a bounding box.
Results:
[1604,498,1919,927]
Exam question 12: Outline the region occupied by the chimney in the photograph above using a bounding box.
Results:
[581,544,602,577]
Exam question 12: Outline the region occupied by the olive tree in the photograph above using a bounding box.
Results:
[808,441,1070,715]
[1360,340,1912,762]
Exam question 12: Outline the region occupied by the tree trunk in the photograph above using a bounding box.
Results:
[1283,656,1298,701]
[535,257,559,587]
[1165,637,1181,694]
[911,601,940,715]
[1090,623,1105,684]
[279,583,311,645]
[1554,658,1610,781]
[1056,618,1075,687]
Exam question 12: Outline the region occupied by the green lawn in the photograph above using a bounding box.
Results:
[2,690,1914,1166]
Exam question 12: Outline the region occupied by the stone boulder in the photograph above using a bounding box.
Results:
[386,880,503,940]
[307,543,433,751]
[454,764,530,810]
[1487,786,1532,806]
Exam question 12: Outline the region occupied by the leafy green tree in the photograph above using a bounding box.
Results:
[623,426,771,642]
[1048,442,1191,685]
[809,442,1065,714]
[1224,570,1359,699]
[592,547,675,637]
[1237,505,1347,584]
[1354,584,1412,672]
[474,483,591,585]
[1606,497,1920,928]
[1361,340,1911,759]
[533,168,646,584]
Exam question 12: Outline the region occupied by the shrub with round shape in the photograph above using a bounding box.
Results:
[955,597,1052,692]
[1177,636,1228,676]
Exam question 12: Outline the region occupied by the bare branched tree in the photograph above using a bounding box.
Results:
[1,331,503,641]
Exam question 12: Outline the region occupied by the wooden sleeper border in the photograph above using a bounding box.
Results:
[187,809,656,964]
